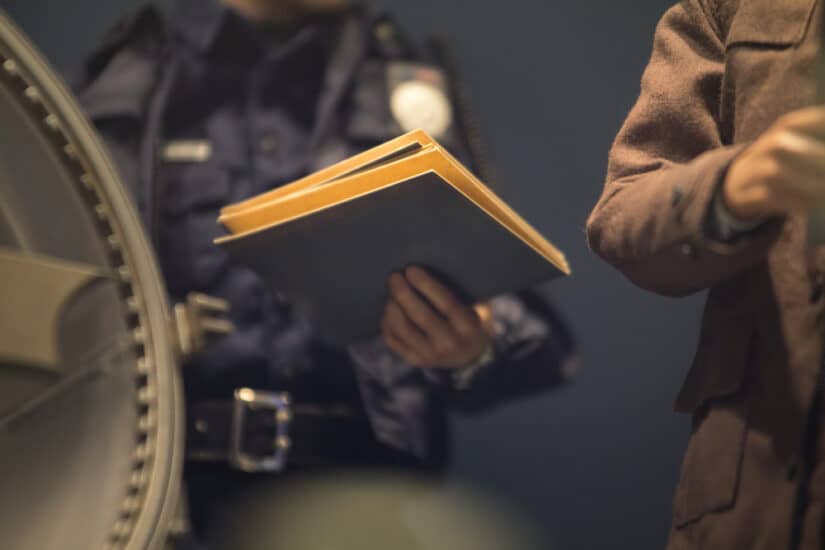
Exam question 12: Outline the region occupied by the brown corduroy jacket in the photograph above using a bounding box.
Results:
[587,0,825,548]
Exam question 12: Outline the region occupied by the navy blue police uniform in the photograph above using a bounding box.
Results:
[73,0,577,542]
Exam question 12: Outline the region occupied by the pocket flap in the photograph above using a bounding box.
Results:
[345,61,399,143]
[673,395,749,527]
[674,310,753,414]
[159,163,231,216]
[726,0,817,49]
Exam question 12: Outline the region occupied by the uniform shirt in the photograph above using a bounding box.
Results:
[160,1,360,408]
[74,0,577,468]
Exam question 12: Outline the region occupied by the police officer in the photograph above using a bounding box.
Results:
[73,0,576,546]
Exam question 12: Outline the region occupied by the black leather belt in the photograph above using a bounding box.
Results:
[186,388,377,472]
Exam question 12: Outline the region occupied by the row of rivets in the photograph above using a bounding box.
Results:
[2,50,153,550]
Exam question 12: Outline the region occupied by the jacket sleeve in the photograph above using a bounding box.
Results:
[348,290,577,413]
[586,0,781,298]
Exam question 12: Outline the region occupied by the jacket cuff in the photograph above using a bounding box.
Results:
[708,180,768,240]
[612,145,784,296]
[449,341,495,390]
[679,145,779,255]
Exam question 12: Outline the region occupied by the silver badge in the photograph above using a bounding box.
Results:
[388,63,453,139]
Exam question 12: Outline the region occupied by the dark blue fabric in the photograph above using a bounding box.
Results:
[159,5,355,409]
[74,0,578,469]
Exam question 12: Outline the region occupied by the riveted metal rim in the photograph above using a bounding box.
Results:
[0,9,183,550]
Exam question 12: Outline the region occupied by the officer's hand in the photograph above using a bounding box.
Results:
[381,266,493,369]
[724,105,825,220]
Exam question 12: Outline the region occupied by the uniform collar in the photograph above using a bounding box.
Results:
[172,0,359,56]
[172,0,228,53]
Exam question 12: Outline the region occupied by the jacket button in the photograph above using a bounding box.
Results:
[680,243,695,257]
[258,134,279,155]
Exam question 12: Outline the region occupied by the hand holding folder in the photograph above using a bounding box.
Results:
[216,130,569,343]
[380,267,494,369]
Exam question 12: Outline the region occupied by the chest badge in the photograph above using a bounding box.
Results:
[161,139,213,163]
[388,63,454,139]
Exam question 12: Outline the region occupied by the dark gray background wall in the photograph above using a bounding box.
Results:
[0,1,702,548]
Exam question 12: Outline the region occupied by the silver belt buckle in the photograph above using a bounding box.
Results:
[230,388,292,472]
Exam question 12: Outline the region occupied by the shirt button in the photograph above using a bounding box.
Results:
[258,134,279,155]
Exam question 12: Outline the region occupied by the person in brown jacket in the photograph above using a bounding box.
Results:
[587,0,825,548]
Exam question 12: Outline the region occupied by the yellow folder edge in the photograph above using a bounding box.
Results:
[215,147,570,276]
[219,129,436,218]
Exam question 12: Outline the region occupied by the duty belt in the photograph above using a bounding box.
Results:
[186,388,375,473]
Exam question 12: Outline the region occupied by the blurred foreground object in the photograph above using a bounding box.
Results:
[205,470,552,550]
[0,8,185,549]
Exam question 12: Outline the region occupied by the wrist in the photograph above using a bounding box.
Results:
[713,179,767,240]
[722,156,775,221]
[722,180,757,223]
[452,341,495,390]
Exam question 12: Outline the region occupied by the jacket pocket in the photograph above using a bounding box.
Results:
[671,302,754,527]
[725,0,817,50]
[672,392,750,527]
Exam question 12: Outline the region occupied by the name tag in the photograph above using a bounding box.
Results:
[161,139,212,163]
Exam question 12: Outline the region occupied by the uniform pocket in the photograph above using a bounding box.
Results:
[157,163,232,294]
[725,0,817,50]
[345,61,400,144]
[159,162,232,217]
